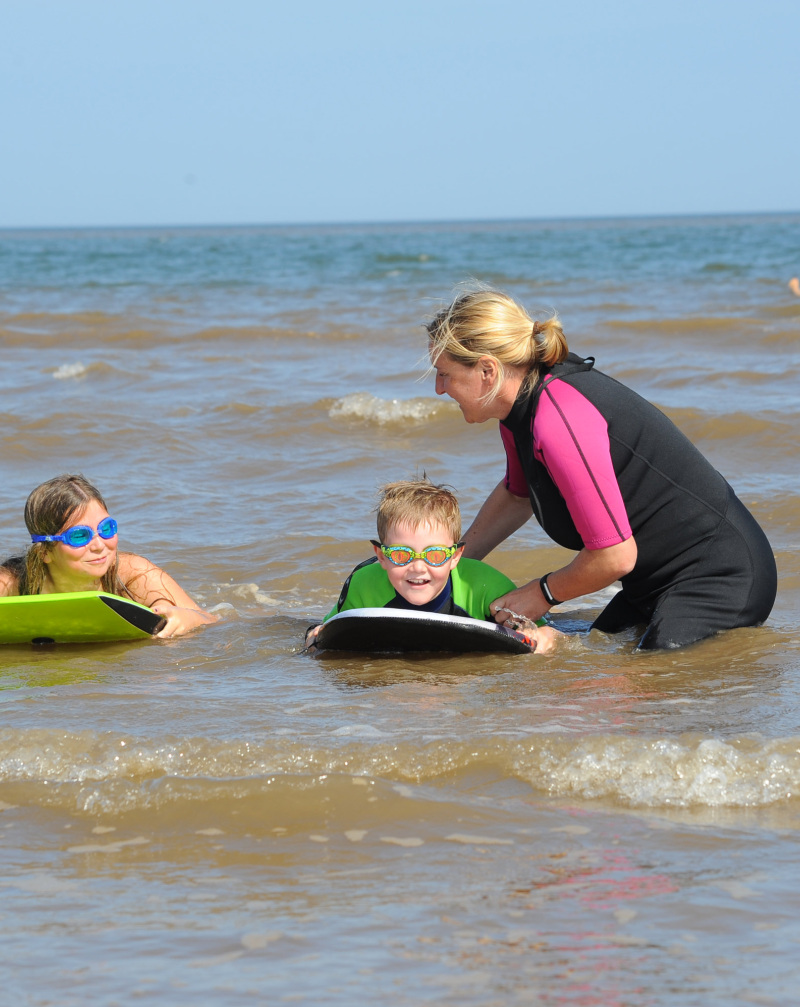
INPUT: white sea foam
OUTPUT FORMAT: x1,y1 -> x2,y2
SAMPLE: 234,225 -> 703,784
329,392 -> 443,424
226,582 -> 278,605
52,362 -> 87,379
66,836 -> 150,854
2,728 -> 798,811
527,735 -> 800,807
445,834 -> 514,845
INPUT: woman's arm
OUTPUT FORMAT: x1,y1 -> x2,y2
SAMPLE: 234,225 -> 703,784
118,553 -> 218,638
490,536 -> 638,625
489,379 -> 638,625
462,481 -> 533,560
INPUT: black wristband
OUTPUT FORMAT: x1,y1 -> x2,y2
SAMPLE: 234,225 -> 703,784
539,573 -> 562,606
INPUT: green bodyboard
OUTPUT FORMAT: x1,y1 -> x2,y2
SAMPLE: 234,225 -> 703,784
0,591 -> 164,645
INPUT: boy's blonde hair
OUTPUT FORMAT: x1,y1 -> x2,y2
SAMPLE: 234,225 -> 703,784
376,478 -> 461,543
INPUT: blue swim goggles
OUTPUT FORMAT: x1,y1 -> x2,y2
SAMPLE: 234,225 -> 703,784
31,516 -> 118,548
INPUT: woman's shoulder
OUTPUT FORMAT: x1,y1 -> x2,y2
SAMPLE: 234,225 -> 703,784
535,376 -> 609,441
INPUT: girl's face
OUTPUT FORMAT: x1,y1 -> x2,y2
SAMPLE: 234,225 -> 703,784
42,498 -> 118,593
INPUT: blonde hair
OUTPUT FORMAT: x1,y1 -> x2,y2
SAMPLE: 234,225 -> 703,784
376,478 -> 461,543
10,474 -> 125,596
426,287 -> 569,401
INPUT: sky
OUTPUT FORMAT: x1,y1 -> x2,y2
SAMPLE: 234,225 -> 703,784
2,0 -> 798,228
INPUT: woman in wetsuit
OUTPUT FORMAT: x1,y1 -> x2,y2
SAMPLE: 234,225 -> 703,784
427,288 -> 777,650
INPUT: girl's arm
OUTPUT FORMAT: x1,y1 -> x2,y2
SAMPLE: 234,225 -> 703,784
118,553 -> 218,638
0,567 -> 19,597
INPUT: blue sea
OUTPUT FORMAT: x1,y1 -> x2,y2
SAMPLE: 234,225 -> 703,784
1,214 -> 799,1005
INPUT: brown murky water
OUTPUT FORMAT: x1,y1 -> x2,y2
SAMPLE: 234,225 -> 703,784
1,217 -> 799,1005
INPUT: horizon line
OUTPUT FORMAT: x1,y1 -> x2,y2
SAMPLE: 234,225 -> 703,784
2,208 -> 799,234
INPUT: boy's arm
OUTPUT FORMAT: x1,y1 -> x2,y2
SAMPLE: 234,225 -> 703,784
452,559 -> 517,620
454,559 -> 552,635
323,557 -> 385,622
305,558 -> 390,652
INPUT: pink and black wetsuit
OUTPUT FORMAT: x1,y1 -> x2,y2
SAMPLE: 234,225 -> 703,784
500,354 -> 777,649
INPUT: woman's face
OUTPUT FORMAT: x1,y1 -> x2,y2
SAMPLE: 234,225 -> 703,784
42,498 -> 118,593
432,352 -> 503,424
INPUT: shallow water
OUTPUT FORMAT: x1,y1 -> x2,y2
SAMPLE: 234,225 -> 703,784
1,215 -> 799,1005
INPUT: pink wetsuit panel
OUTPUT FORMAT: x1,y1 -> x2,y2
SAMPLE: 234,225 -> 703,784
501,424 -> 528,497
502,378 -> 632,549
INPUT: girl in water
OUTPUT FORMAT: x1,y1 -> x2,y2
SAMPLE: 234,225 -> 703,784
0,474 -> 217,638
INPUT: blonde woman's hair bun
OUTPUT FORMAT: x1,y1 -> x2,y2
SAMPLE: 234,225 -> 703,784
426,286 -> 569,401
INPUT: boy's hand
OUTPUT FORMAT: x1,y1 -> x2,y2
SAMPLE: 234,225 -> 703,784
528,624 -> 560,654
304,624 -> 322,651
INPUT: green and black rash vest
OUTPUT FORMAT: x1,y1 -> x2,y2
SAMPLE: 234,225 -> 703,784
324,557 -> 517,623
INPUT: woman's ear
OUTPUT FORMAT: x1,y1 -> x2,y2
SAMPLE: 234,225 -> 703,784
477,356 -> 499,384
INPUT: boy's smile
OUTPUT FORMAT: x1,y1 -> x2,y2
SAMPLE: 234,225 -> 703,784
373,519 -> 463,608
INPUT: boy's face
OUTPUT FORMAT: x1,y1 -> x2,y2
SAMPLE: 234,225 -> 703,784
373,519 -> 463,607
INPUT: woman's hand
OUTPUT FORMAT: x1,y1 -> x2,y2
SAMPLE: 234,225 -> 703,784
527,624 -> 561,654
491,580 -> 553,625
151,603 -> 218,639
491,537 -> 638,625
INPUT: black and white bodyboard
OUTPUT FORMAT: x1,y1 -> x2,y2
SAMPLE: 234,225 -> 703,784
315,608 -> 534,654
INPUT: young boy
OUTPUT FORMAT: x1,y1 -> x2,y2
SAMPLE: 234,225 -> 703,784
306,478 -> 558,651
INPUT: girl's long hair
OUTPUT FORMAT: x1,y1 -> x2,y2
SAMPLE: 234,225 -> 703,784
4,474 -> 126,596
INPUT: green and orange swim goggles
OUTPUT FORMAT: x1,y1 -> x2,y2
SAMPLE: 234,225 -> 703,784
371,540 -> 463,567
